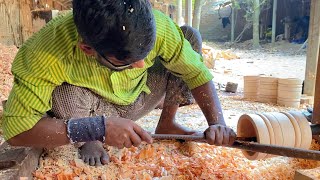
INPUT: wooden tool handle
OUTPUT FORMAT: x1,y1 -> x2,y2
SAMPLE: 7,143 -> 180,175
151,134 -> 320,161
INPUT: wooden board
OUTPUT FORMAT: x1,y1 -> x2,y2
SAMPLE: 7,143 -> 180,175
0,143 -> 43,179
0,0 -> 34,46
20,0 -> 33,43
0,0 -> 21,46
295,167 -> 320,180
304,0 -> 320,96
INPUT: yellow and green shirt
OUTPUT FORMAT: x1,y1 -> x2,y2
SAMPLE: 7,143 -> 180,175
3,10 -> 213,140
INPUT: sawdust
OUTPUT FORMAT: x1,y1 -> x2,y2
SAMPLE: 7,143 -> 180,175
33,90 -> 314,179
33,140 -> 320,180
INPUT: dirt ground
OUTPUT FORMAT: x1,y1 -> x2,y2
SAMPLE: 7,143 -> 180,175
136,40 -> 308,133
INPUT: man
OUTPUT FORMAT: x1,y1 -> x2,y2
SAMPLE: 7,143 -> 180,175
3,0 -> 236,166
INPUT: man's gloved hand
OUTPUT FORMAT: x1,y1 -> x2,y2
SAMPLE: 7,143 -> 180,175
204,124 -> 236,146
105,117 -> 153,149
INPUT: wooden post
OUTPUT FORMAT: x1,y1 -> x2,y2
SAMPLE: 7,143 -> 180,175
185,0 -> 192,26
271,0 -> 277,44
192,0 -> 205,30
252,0 -> 260,49
304,0 -> 320,96
312,44 -> 320,124
176,0 -> 182,25
231,7 -> 235,42
284,23 -> 290,40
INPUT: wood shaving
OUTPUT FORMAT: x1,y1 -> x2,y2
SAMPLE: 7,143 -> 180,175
33,91 -> 315,179
34,140 -> 320,179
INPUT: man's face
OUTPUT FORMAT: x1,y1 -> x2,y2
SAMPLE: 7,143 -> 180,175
95,51 -> 145,71
78,42 -> 145,71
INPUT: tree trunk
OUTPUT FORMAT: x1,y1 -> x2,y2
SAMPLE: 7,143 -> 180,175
253,0 -> 260,49
176,0 -> 183,25
192,0 -> 205,30
185,0 -> 193,26
271,0 -> 278,44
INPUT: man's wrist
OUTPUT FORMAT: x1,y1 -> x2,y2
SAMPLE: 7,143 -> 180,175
66,115 -> 106,143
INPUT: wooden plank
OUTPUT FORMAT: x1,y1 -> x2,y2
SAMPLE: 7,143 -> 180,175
0,0 -> 20,46
304,0 -> 320,96
295,167 -> 320,180
310,0 -> 320,124
0,143 -> 43,179
0,0 -> 35,46
313,44 -> 320,124
19,0 -> 33,44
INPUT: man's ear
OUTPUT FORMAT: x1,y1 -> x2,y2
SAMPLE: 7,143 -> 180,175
78,42 -> 95,56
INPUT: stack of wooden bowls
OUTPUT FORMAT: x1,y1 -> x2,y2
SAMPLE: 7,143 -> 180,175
277,78 -> 303,108
258,76 -> 278,104
237,111 -> 312,160
243,76 -> 259,99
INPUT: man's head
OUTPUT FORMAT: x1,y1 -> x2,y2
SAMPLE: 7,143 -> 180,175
73,0 -> 156,70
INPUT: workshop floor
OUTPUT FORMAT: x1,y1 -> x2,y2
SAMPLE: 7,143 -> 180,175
1,41 -> 318,179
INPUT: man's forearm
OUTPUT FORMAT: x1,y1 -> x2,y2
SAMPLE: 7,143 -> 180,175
191,81 -> 226,126
7,117 -> 70,148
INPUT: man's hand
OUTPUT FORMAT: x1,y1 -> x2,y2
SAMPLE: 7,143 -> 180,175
105,117 -> 153,149
204,124 -> 236,146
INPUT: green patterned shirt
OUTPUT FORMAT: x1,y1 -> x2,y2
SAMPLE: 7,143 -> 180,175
3,10 -> 213,140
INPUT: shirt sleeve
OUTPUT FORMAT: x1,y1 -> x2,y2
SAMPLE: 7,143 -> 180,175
154,11 -> 213,89
2,46 -> 61,140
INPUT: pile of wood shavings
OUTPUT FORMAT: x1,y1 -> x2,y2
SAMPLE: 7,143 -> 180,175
32,90 -> 317,180
0,43 -> 18,106
33,140 -> 320,180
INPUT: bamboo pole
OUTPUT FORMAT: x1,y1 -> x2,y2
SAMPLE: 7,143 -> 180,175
176,0 -> 182,25
185,0 -> 192,26
271,0 -> 277,44
231,7 -> 235,42
252,0 -> 260,49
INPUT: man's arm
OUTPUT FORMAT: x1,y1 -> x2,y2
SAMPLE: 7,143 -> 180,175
191,80 -> 236,146
7,116 -> 152,149
191,80 -> 225,126
7,117 -> 69,149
